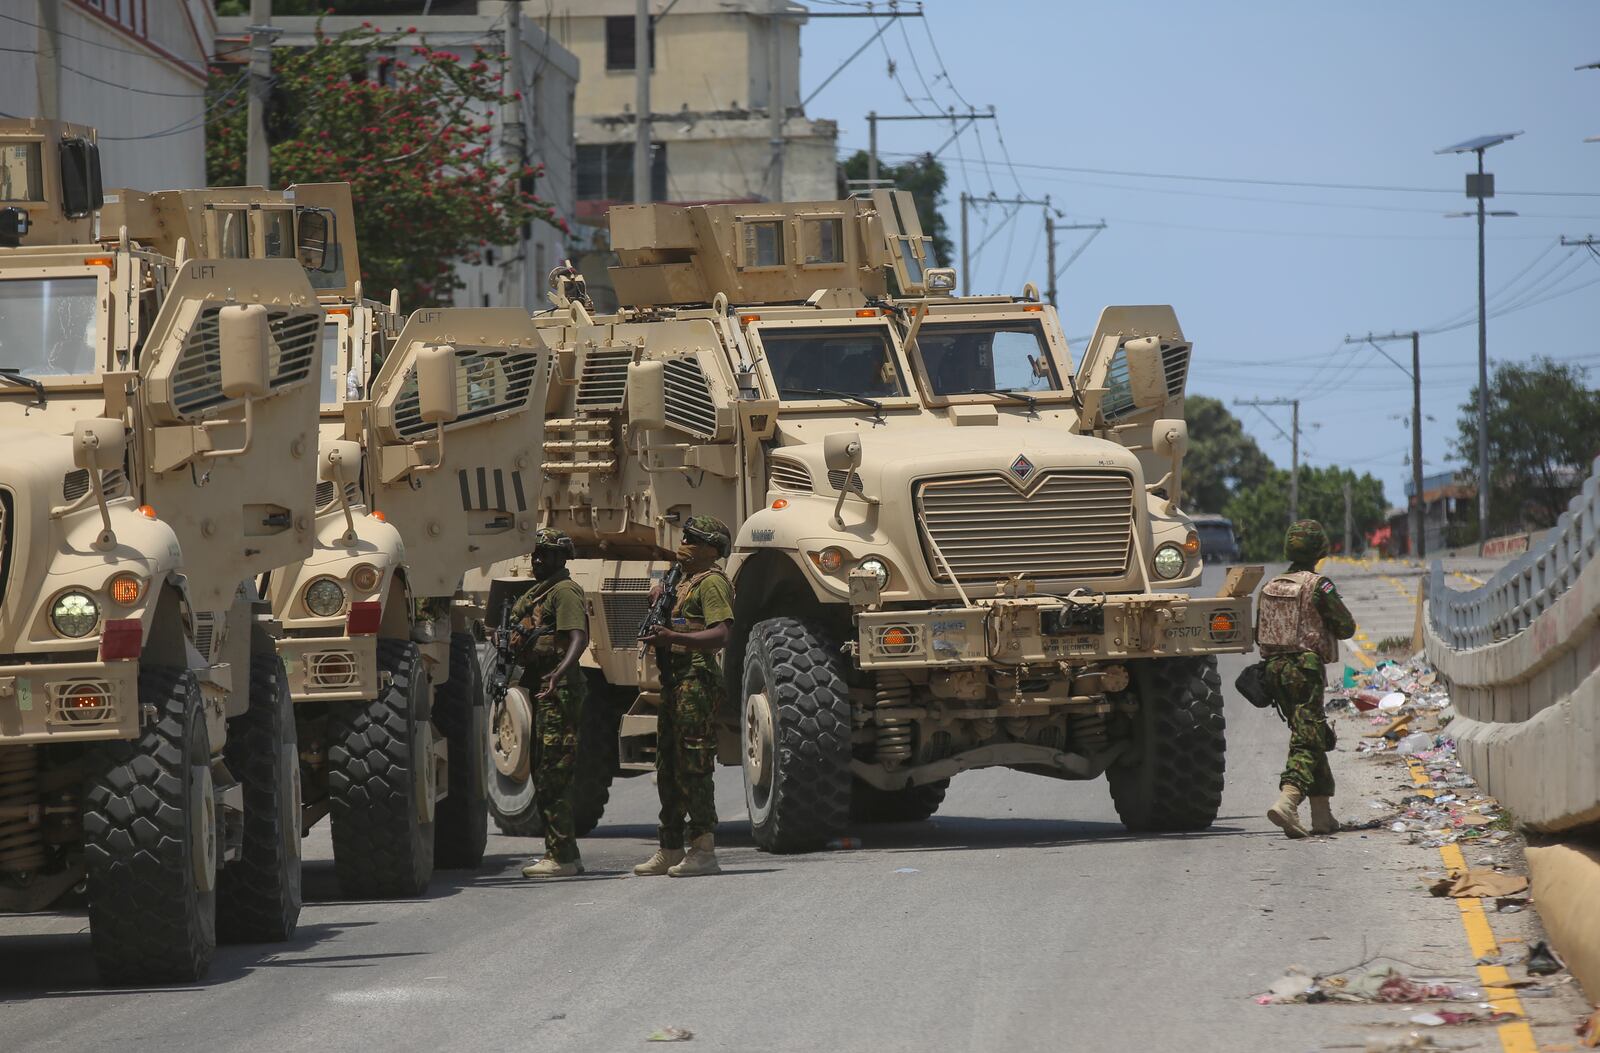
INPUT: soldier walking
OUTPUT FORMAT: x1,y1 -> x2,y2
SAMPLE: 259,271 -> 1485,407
1256,520 -> 1356,839
508,529 -> 590,877
635,516 -> 734,878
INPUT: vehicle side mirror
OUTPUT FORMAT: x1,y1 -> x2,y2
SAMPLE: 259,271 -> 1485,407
58,138 -> 104,218
1151,418 -> 1188,459
823,431 -> 863,472
73,417 -> 127,471
1123,336 -> 1168,406
219,304 -> 271,399
416,345 -> 460,424
296,208 -> 332,271
319,438 -> 363,485
627,360 -> 666,431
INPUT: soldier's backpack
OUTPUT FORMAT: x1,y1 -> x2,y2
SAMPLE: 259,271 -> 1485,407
1256,570 -> 1337,661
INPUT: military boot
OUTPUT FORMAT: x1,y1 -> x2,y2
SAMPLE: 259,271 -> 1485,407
1309,796 -> 1339,835
667,834 -> 721,877
632,847 -> 685,876
522,856 -> 583,878
1267,784 -> 1310,839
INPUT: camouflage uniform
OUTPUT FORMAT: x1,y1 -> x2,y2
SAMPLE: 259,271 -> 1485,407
506,530 -> 588,864
1265,521 -> 1356,797
656,517 -> 734,850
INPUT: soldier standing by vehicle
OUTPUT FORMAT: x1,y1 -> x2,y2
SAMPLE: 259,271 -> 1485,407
635,516 -> 735,878
508,529 -> 590,877
1257,520 -> 1356,839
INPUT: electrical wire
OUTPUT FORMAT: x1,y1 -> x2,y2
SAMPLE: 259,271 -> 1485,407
0,10 -> 207,67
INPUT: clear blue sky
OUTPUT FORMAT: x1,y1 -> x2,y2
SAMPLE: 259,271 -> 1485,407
800,1 -> 1600,509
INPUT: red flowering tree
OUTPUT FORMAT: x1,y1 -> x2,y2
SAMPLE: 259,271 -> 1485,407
207,22 -> 565,305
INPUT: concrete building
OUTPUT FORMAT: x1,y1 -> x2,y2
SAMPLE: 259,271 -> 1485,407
542,0 -> 839,223
0,0 -> 216,191
215,6 -> 579,310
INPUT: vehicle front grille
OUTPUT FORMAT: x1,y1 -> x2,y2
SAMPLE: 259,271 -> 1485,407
601,576 -> 653,650
915,469 -> 1134,585
767,459 -> 813,494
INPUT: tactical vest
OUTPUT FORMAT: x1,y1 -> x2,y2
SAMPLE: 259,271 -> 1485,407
669,569 -> 727,653
1256,570 -> 1337,662
518,576 -> 565,655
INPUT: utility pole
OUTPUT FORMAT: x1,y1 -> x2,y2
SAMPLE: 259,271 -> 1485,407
633,0 -> 651,204
1343,479 -> 1353,557
1045,211 -> 1055,306
1236,397 -> 1301,524
1344,330 -> 1424,557
868,110 -> 878,185
1044,211 -> 1107,307
502,3 -> 524,306
1439,132 -> 1520,551
246,0 -> 274,188
959,190 -> 1046,297
36,0 -> 60,121
766,2 -> 784,201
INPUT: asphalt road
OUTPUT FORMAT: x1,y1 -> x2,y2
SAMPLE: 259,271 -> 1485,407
1,562 -> 1579,1052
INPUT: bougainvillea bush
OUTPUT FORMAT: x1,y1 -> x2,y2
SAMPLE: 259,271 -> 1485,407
207,22 -> 565,305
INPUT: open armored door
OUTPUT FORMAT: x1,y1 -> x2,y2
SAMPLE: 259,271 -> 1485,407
368,308 -> 551,597
1073,305 -> 1192,487
138,259 -> 325,610
870,188 -> 936,294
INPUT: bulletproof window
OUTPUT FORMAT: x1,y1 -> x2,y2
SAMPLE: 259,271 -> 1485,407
742,220 -> 785,268
604,15 -> 654,71
214,207 -> 249,259
798,217 -> 844,265
576,142 -> 666,202
0,143 -> 43,202
261,208 -> 294,259
917,321 -> 1059,396
761,326 -> 906,401
1101,347 -> 1135,420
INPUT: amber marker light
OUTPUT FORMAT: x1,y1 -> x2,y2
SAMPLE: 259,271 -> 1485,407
1210,612 -> 1237,635
369,509 -> 387,522
83,255 -> 115,273
881,627 -> 910,649
739,314 -> 761,326
1022,304 -> 1044,313
108,575 -> 143,605
812,547 -> 847,573
854,309 -> 878,318
1183,531 -> 1201,556
137,504 -> 157,520
770,498 -> 789,510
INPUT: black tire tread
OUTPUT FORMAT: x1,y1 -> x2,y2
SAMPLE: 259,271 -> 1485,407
1107,656 -> 1226,832
433,631 -> 489,869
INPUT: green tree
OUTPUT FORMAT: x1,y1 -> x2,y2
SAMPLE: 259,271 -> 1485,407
1182,395 -> 1274,513
841,150 -> 952,266
206,22 -> 562,305
1225,465 -> 1387,562
1453,357 -> 1600,531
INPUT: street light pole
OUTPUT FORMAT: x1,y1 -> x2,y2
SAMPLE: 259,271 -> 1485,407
1236,397 -> 1302,524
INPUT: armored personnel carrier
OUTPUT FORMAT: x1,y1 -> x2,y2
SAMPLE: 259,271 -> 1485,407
103,183 -> 553,896
0,119 -> 324,980
484,191 -> 1259,852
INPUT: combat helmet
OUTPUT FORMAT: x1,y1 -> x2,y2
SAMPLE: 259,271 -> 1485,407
1284,519 -> 1330,566
683,514 -> 731,556
534,527 -> 576,558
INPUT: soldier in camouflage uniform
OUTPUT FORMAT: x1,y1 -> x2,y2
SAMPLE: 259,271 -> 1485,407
1256,520 -> 1357,839
634,515 -> 734,878
507,529 -> 590,877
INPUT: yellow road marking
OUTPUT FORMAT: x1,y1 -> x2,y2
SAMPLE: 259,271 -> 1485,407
1404,759 -> 1540,1052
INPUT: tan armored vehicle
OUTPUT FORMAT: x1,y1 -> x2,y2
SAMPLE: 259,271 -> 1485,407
483,191 -> 1259,852
104,184 -> 552,895
0,120 -> 325,980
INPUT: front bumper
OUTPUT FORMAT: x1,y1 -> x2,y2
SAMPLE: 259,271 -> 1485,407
279,634 -> 378,702
855,592 -> 1252,670
0,659 -> 142,744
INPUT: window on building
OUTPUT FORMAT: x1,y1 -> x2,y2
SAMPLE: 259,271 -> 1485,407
576,143 -> 667,202
605,15 -> 655,71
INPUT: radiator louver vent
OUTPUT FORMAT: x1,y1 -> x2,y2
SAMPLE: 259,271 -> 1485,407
171,307 -> 319,416
315,480 -> 362,510
62,470 -> 90,502
576,349 -> 633,412
827,469 -> 864,494
393,347 -> 542,440
600,576 -> 653,650
102,469 -> 129,499
767,459 -> 813,493
662,357 -> 718,439
1162,343 -> 1190,398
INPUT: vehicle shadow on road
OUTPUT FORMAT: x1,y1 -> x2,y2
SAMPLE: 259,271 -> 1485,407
843,815 -> 1251,855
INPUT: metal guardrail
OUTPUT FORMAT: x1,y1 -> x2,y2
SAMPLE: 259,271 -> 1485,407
1429,454 -> 1600,650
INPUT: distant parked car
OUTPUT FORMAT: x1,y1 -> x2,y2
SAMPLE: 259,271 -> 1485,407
1192,514 -> 1241,564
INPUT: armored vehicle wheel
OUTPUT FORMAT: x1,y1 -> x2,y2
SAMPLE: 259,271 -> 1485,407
432,632 -> 489,869
328,639 -> 436,898
850,779 -> 948,823
487,670 -> 618,839
83,665 -> 217,984
741,617 -> 852,853
218,652 -> 302,943
1106,656 -> 1226,832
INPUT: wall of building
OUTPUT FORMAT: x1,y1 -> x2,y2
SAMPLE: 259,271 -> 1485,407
0,0 -> 213,192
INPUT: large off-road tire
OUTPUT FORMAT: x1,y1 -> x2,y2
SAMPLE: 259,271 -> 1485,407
741,617 -> 852,853
488,670 -> 618,839
1106,656 -> 1226,832
217,652 -> 302,943
83,665 -> 217,984
328,639 -> 435,898
432,631 -> 488,869
850,779 -> 948,823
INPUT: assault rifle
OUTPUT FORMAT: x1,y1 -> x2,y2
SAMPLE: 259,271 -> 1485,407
638,562 -> 685,696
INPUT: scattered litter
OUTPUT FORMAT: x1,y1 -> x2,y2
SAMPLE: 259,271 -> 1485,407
893,867 -> 919,875
1410,1009 -> 1521,1027
647,1027 -> 694,1042
1396,732 -> 1435,755
1363,1031 -> 1450,1051
826,837 -> 863,850
1527,940 -> 1564,976
1379,692 -> 1408,712
1427,869 -> 1529,899
1260,965 -> 1487,1006
1257,967 -> 1316,1004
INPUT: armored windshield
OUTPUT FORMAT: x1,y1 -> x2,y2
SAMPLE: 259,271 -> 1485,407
319,319 -> 342,405
916,319 -> 1061,396
0,276 -> 99,375
760,325 -> 907,402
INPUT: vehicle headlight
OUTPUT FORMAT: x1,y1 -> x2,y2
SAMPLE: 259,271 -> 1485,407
51,591 -> 101,638
1152,543 -> 1186,580
303,577 -> 347,617
350,563 -> 381,593
856,557 -> 890,589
